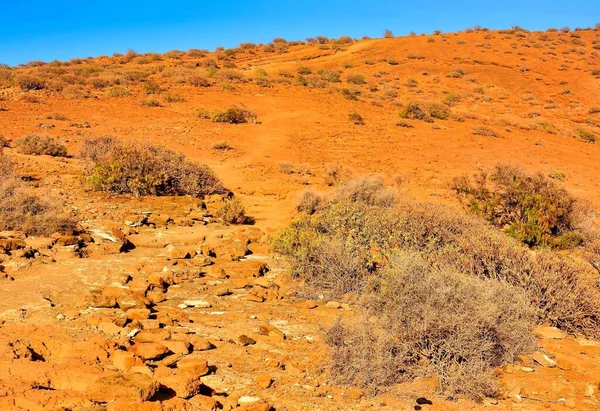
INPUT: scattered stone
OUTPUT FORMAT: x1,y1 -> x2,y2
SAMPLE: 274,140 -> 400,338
531,352 -> 557,368
564,398 -> 576,408
205,266 -> 227,279
508,387 -> 522,403
238,396 -> 262,404
158,373 -> 203,399
126,309 -> 151,321
255,374 -> 273,389
584,384 -> 595,397
189,336 -> 214,351
112,350 -> 138,371
130,342 -> 170,360
213,286 -> 232,296
162,340 -> 191,355
85,374 -> 159,403
238,335 -> 256,346
347,388 -> 364,400
305,300 -> 318,309
183,300 -> 212,308
246,294 -> 265,303
176,356 -> 210,376
520,366 -> 535,372
533,326 -> 566,340
325,301 -> 342,309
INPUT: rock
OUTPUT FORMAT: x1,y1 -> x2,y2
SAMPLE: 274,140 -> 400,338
520,366 -> 535,372
238,396 -> 262,405
189,336 -> 215,351
116,292 -> 149,310
176,356 -> 210,376
531,352 -> 557,368
253,278 -> 273,288
130,342 -> 170,360
255,374 -> 273,389
347,388 -> 364,400
532,326 -> 566,340
205,266 -> 227,279
85,374 -> 159,403
167,245 -> 197,259
508,387 -> 522,403
98,321 -> 123,335
305,300 -> 318,309
129,365 -> 153,377
135,329 -> 171,343
162,340 -> 191,355
139,319 -> 161,330
258,325 -> 285,340
238,335 -> 256,346
325,301 -> 342,309
126,309 -> 151,321
584,384 -> 595,397
146,290 -> 167,304
564,398 -> 576,408
112,350 -> 139,371
158,373 -> 203,399
213,286 -> 231,296
246,294 -> 265,303
183,300 -> 212,308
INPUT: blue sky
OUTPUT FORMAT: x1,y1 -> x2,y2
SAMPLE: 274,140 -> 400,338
1,0 -> 599,66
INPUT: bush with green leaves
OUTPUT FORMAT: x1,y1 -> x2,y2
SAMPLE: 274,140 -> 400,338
452,165 -> 582,248
399,102 -> 433,123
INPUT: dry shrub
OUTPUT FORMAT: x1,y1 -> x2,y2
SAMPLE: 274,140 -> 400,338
296,190 -> 324,215
87,140 -> 227,198
0,150 -> 76,235
399,102 -> 433,123
333,176 -> 396,207
0,134 -> 10,148
216,198 -> 246,224
212,107 -> 257,124
15,134 -> 67,157
327,253 -> 536,400
79,135 -> 117,162
16,75 -> 46,91
274,181 -> 600,337
472,125 -> 502,138
452,165 -> 582,247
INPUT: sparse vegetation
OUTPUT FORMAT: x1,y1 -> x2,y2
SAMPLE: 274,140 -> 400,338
87,140 -> 227,197
399,102 -> 433,123
577,129 -> 597,143
348,112 -> 365,125
216,198 -> 246,224
472,126 -> 502,138
0,150 -> 77,235
452,165 -> 584,247
15,134 -> 67,157
212,107 -> 257,124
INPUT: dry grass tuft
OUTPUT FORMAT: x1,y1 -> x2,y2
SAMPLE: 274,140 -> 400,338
15,134 -> 67,157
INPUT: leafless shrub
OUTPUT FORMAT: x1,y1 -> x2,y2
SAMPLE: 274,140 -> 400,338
296,190 -> 324,215
327,253 -> 537,400
15,134 -> 67,157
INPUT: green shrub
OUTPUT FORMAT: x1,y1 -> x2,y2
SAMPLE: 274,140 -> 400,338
15,134 -> 67,157
87,141 -> 227,198
216,198 -> 246,224
212,107 -> 257,124
399,102 -> 433,123
452,164 -> 582,247
327,253 -> 536,400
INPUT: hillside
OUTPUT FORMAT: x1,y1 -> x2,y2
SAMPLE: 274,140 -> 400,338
1,27 -> 600,410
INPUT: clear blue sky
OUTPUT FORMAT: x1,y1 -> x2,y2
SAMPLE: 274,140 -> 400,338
1,0 -> 599,66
